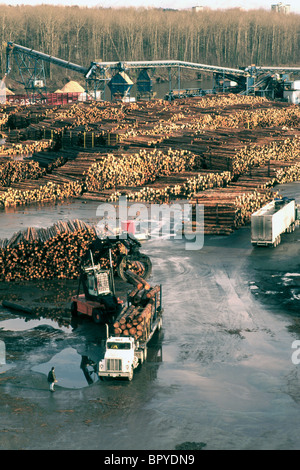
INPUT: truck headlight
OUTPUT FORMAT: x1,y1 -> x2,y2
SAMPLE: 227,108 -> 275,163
99,361 -> 104,370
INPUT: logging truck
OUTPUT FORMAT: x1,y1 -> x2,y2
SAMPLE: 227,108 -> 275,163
98,286 -> 163,381
251,198 -> 300,247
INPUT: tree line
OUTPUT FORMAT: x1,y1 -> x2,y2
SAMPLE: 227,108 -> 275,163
1,5 -> 299,88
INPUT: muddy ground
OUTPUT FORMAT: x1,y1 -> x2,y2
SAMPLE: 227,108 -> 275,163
0,182 -> 300,451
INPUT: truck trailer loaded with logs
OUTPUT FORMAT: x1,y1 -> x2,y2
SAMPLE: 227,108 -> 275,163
98,284 -> 163,381
251,198 -> 300,247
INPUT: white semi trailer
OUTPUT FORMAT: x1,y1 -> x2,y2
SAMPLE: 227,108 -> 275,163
251,198 -> 299,247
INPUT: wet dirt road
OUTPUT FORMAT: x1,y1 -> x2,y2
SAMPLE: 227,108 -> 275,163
0,183 -> 300,450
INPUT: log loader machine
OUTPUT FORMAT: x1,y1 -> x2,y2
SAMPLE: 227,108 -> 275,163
71,248 -> 122,324
71,233 -> 152,323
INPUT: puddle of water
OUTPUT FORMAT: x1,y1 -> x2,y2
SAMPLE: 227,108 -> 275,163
0,317 -> 71,334
32,347 -> 99,389
0,364 -> 14,373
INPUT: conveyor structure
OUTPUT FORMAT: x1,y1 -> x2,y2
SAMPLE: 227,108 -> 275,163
4,41 -> 300,100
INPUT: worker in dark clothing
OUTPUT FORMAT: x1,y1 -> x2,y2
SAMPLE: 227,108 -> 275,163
47,366 -> 57,392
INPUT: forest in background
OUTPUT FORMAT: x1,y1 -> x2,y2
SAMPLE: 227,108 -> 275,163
0,5 -> 299,90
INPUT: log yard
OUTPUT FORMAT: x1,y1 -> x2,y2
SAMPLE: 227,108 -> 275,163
1,84 -> 300,451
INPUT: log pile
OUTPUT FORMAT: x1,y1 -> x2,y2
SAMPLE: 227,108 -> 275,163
113,276 -> 161,341
110,170 -> 232,203
0,180 -> 82,208
0,139 -> 54,156
1,95 -> 300,236
0,220 -> 97,281
232,136 -> 300,175
0,160 -> 46,186
84,148 -> 202,191
0,219 -> 151,282
189,186 -> 276,235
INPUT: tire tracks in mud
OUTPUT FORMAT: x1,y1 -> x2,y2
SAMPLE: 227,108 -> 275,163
144,239 -> 279,367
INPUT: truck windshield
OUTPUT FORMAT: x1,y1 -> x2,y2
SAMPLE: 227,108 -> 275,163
107,342 -> 131,350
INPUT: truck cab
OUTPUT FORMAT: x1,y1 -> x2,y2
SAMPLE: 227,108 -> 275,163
98,336 -> 139,381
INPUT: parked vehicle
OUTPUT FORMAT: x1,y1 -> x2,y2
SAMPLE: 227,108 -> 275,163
98,286 -> 163,381
251,198 -> 299,247
71,249 -> 122,324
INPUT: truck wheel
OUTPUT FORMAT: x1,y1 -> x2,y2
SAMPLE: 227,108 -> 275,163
92,309 -> 103,324
100,294 -> 118,315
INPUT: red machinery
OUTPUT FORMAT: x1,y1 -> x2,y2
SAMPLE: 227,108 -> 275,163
71,249 -> 122,324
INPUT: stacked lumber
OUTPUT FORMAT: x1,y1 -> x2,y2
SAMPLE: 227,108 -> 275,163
0,111 -> 10,129
275,162 -> 300,184
0,96 -> 300,235
0,219 -> 152,281
232,136 -> 300,175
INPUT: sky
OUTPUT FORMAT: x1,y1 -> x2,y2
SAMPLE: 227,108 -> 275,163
1,0 -> 300,14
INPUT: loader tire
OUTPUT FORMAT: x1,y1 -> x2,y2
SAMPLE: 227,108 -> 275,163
92,309 -> 104,324
71,301 -> 77,317
101,294 -> 118,313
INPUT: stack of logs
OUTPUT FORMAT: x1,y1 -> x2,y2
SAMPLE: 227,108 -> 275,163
0,219 -> 98,281
111,170 -> 231,203
0,180 -> 83,208
1,96 -> 300,236
0,160 -> 46,186
0,139 -> 54,156
0,219 -> 147,282
189,186 -> 276,235
84,148 -> 202,191
113,270 -> 160,341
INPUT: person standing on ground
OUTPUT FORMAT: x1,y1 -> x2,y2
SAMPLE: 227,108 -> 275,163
48,366 -> 57,392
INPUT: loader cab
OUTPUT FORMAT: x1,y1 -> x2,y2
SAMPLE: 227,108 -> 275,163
86,266 -> 111,298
